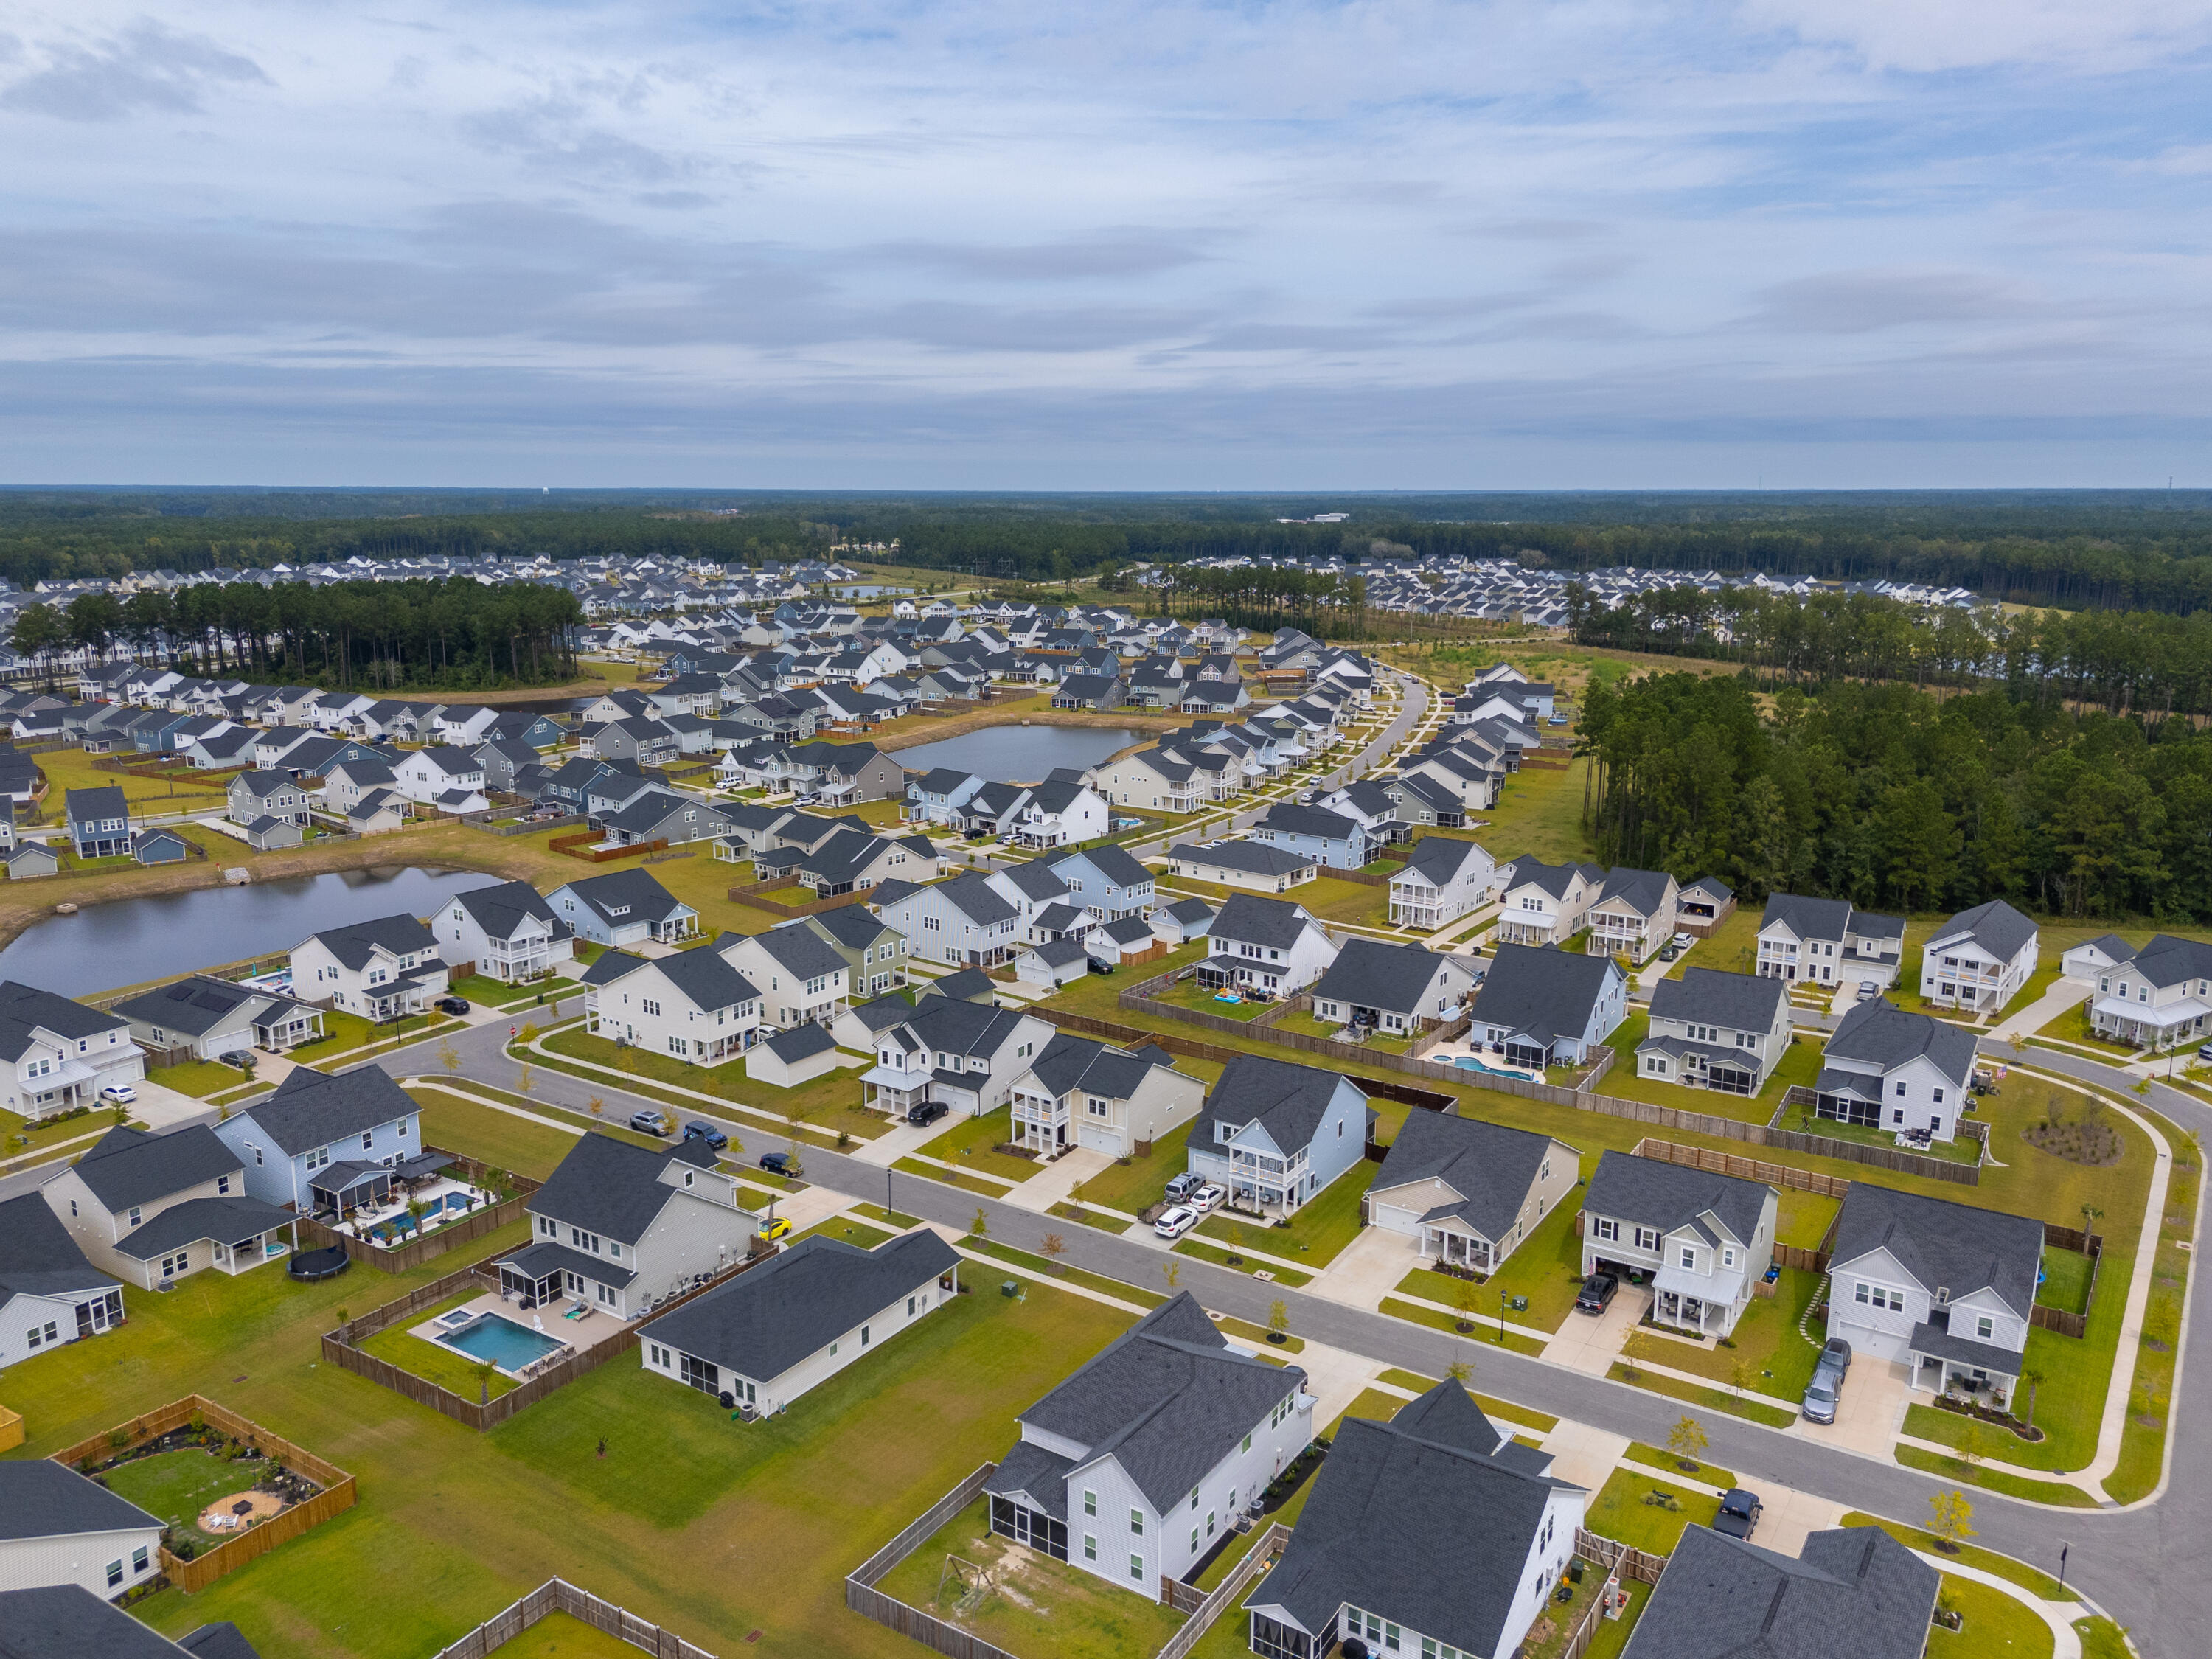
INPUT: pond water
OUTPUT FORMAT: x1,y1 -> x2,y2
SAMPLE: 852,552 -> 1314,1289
0,865 -> 507,998
891,726 -> 1148,783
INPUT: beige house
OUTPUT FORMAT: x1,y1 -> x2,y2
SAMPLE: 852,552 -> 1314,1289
1366,1111 -> 1579,1273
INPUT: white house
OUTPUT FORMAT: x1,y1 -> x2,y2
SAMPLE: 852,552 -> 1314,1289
1385,835 -> 1495,931
0,981 -> 146,1120
1004,779 -> 1110,850
1008,1032 -> 1203,1157
1635,968 -> 1792,1096
1491,858 -> 1603,947
438,880 -> 575,984
0,1462 -> 165,1602
1165,839 -> 1317,894
1196,893 -> 1339,998
113,975 -> 324,1062
1584,867 -> 1680,965
872,872 -> 1026,969
0,1193 -> 125,1374
41,1125 -> 295,1291
1814,998 -> 1978,1144
1580,1150 -> 1778,1339
290,912 -> 451,1020
858,995 -> 1054,1119
580,946 -> 764,1065
2072,933 -> 2212,1050
1756,894 -> 1907,990
1919,901 -> 2039,1013
717,924 -> 852,1029
391,745 -> 490,813
1183,1054 -> 1373,1217
1307,938 -> 1476,1040
1366,1112 -> 1579,1275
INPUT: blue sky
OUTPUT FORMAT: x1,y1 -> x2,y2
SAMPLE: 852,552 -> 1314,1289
2,1 -> 2208,487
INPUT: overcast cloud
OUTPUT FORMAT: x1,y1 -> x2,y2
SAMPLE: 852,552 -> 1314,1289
1,1 -> 2208,486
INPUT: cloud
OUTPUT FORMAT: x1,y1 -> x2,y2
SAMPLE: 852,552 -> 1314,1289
1745,269 -> 2039,334
0,18 -> 267,122
870,234 -> 1208,282
1739,0 -> 2212,73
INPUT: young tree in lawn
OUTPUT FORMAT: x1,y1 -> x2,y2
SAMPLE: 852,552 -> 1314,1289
514,1063 -> 534,1095
1666,1414 -> 1708,1472
1446,1354 -> 1475,1387
970,1207 -> 990,1240
1927,1489 -> 1976,1552
588,1096 -> 605,1119
1266,1299 -> 1290,1343
1451,1273 -> 1482,1334
1040,1233 -> 1068,1275
472,1359 -> 497,1406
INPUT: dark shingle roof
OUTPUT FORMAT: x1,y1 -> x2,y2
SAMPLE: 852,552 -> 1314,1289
1648,967 -> 1787,1034
66,1124 -> 240,1211
1170,840 -> 1314,879
0,1192 -> 114,1302
1832,1184 -> 2042,1318
1191,1053 -> 1363,1160
995,860 -> 1072,902
1046,841 -> 1150,890
763,1022 -> 837,1062
648,1231 -> 959,1383
558,867 -> 692,926
1583,1150 -> 1771,1250
1309,938 -> 1455,1018
1467,943 -> 1620,1047
1594,866 -> 1674,917
1210,891 -> 1325,950
0,1461 -> 160,1543
115,1196 -> 297,1260
1373,1111 -> 1570,1242
529,1131 -> 714,1245
1396,835 -> 1486,886
925,870 -> 1019,927
1618,1526 -> 1939,1659
650,946 -> 760,1012
230,1065 -> 416,1156
302,911 -> 438,969
0,1585 -> 218,1659
1926,899 -> 2037,963
743,924 -> 850,981
451,879 -> 570,945
0,981 -> 128,1062
1760,892 -> 1855,942
1824,999 -> 1977,1089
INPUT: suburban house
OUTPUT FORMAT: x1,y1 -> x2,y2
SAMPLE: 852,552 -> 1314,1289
1008,1032 -> 1201,1157
859,995 -> 1054,1119
212,1065 -> 423,1216
1385,835 -> 1495,930
597,790 -> 742,849
2071,932 -> 2212,1050
1756,894 -> 1907,990
0,1192 -> 125,1373
1675,874 -> 1737,937
391,746 -> 490,813
41,1125 -> 295,1290
1814,998 -> 1977,1143
1579,1150 -> 1778,1338
0,1582 -> 268,1656
801,905 -> 911,999
548,868 -> 700,948
291,912 -> 452,1019
0,1461 -> 165,1603
0,981 -> 146,1119
902,767 -> 987,826
981,1293 -> 1314,1603
498,1131 -> 753,1317
63,785 -> 131,860
1919,900 -> 2039,1012
1248,803 -> 1372,872
643,1231 -> 961,1413
1090,746 -> 1204,813
717,924 -> 852,1029
1826,1183 -> 2042,1409
1307,938 -> 1477,1041
437,880 -> 574,983
1241,1380 -> 1585,1659
128,826 -> 189,866
872,871 -> 1025,969
113,975 -> 324,1062
1366,1111 -> 1580,1275
1183,1054 -> 1374,1217
226,770 -> 310,828
1621,1526 -> 1939,1659
1005,779 -> 1110,849
1198,893 -> 1340,998
1635,968 -> 1793,1096
1040,844 -> 1156,921
1584,867 -> 1680,964
1491,858 -> 1603,947
1165,839 -> 1317,894
580,945 -> 764,1065
1465,943 -> 1628,1069
322,757 -> 400,815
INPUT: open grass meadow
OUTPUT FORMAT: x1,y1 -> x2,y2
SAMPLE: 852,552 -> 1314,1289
0,1214 -> 1137,1659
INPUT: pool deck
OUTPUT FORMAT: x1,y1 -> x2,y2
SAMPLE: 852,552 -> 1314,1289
1422,1037 -> 1538,1082
409,1291 -> 629,1375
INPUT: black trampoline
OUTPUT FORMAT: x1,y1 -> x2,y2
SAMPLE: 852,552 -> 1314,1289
288,1245 -> 352,1282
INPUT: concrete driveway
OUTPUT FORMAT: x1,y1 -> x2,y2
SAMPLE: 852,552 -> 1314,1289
1543,1284 -> 1647,1377
1800,1357 -> 1913,1457
1307,1225 -> 1420,1310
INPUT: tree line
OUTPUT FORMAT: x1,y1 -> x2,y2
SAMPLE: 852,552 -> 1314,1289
8,577 -> 585,691
1576,671 -> 2212,921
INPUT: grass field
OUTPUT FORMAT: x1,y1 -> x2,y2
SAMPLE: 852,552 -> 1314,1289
1600,1013 -> 1823,1124
1585,1468 -> 1719,1555
1624,1267 -> 1826,1405
1480,754 -> 1597,866
1070,1119 -> 1199,1215
481,1612 -> 642,1658
1607,1360 -> 1797,1428
1394,1194 -> 1587,1333
101,1446 -> 297,1554
1928,1575 -> 2056,1659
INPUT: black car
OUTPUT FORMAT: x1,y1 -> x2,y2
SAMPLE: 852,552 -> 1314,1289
1573,1272 -> 1618,1315
907,1100 -> 950,1127
436,996 -> 471,1016
682,1120 -> 728,1151
1712,1488 -> 1763,1540
1086,959 -> 1115,975
759,1151 -> 793,1175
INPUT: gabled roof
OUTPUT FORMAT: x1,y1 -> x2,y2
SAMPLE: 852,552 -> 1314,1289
1194,1053 -> 1364,1157
451,879 -> 570,945
1583,1150 -> 1770,1249
0,980 -> 128,1062
762,1021 -> 837,1063
1648,967 -> 1787,1034
920,966 -> 996,1003
0,1585 -> 254,1659
1824,998 -> 1977,1088
229,1065 -> 416,1155
805,904 -> 897,948
1310,936 -> 1458,1017
527,1130 -> 715,1245
740,922 -> 853,981
1169,840 -> 1314,879
1467,942 -> 1621,1047
63,784 -> 128,823
1043,841 -> 1151,890
1012,1293 -> 1304,1512
2111,932 -> 2212,988
913,871 -> 1018,928
1618,1525 -> 1939,1659
1924,898 -> 2037,962
1209,891 -> 1326,950
1254,802 -> 1360,843
1394,835 -> 1486,886
1593,866 -> 1675,917
1759,892 -> 1855,942
300,911 -> 438,968
994,859 -> 1072,903
62,1124 -> 240,1211
0,1460 -> 160,1543
1831,1183 -> 2042,1317
1499,856 -> 1601,900
556,867 -> 692,925
0,1191 -> 115,1302
1373,1110 -> 1568,1242
115,1196 -> 298,1261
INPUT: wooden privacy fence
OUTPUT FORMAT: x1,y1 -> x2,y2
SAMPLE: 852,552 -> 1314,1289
846,1463 -> 1024,1659
1576,1529 -> 1668,1585
728,874 -> 866,917
289,1147 -> 540,1275
549,832 -> 669,863
1156,1523 -> 1293,1659
431,1578 -> 717,1659
54,1395 -> 356,1594
1631,1138 -> 1851,1197
2029,1224 -> 2104,1339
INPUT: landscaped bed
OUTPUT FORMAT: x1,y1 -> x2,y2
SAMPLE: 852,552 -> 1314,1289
96,1441 -> 325,1557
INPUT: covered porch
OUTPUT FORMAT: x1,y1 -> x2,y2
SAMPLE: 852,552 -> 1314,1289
309,1161 -> 394,1222
1910,1319 -> 2020,1411
251,1002 -> 326,1051
361,966 -> 447,1020
497,1239 -> 641,1318
2087,994 -> 2204,1051
1418,1211 -> 1496,1273
1009,1087 -> 1070,1153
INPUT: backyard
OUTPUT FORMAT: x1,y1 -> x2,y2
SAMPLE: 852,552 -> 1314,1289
355,1290 -> 524,1402
1599,1013 -> 1824,1125
100,1444 -> 311,1556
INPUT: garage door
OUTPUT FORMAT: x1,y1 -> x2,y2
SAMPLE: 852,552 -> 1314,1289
1371,1203 -> 1422,1237
1078,1124 -> 1121,1155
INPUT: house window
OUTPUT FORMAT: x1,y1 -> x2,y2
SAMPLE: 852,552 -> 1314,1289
1083,1534 -> 1096,1561
1130,1508 -> 1144,1535
128,1206 -> 142,1228
1976,1315 -> 1995,1340
1593,1218 -> 1618,1242
107,1559 -> 125,1589
133,1547 -> 150,1574
217,1175 -> 230,1194
1679,1246 -> 1697,1270
1633,1226 -> 1658,1251
1854,1281 -> 1906,1312
1084,1489 -> 1096,1516
1722,1248 -> 1737,1269
1129,1554 -> 1144,1582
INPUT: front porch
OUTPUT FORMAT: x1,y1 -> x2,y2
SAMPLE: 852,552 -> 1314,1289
1419,1220 -> 1496,1272
2087,995 -> 2204,1051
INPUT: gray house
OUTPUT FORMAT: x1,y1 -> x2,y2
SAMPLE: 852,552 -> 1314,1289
1465,942 -> 1627,1069
1183,1054 -> 1374,1217
1815,998 -> 1978,1144
1307,938 -> 1477,1041
1620,1526 -> 1938,1659
547,868 -> 700,948
1579,1150 -> 1778,1338
226,770 -> 308,827
1366,1110 -> 1580,1274
1635,967 -> 1792,1096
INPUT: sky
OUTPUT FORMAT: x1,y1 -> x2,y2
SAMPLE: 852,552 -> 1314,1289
3,1 -> 2210,488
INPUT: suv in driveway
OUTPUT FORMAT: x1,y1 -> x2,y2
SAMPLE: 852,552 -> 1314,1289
906,1100 -> 949,1127
1712,1488 -> 1763,1540
1573,1272 -> 1618,1315
1801,1337 -> 1852,1425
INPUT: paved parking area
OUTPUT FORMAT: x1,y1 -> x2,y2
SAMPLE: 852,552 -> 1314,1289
1307,1225 -> 1420,1310
1543,1284 -> 1646,1376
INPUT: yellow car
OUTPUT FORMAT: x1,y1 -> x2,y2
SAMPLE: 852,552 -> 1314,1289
758,1216 -> 793,1242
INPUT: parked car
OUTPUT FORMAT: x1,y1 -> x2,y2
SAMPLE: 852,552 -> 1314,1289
1164,1172 -> 1202,1203
682,1120 -> 728,1151
99,1082 -> 137,1105
1086,959 -> 1116,975
1670,932 -> 1692,951
757,1214 -> 793,1242
906,1099 -> 950,1127
1802,1338 -> 1852,1425
1153,1204 -> 1199,1239
1856,981 -> 1882,1001
1573,1272 -> 1618,1315
1712,1489 -> 1763,1540
758,1150 -> 794,1175
1190,1182 -> 1227,1212
436,996 -> 471,1016
630,1109 -> 671,1135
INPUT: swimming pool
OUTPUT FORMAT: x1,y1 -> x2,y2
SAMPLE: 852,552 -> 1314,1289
437,1312 -> 566,1373
1453,1055 -> 1537,1082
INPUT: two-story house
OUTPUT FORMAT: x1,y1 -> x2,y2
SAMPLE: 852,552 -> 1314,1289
1008,1032 -> 1203,1158
984,858 -> 1077,943
321,757 -> 400,815
391,746 -> 490,813
1366,1111 -> 1580,1275
903,766 -> 987,826
41,1124 -> 295,1290
981,1293 -> 1315,1603
1466,943 -> 1627,1069
0,1464 -> 167,1604
581,944 -> 764,1064
858,995 -> 1054,1119
1166,839 -> 1318,895
1307,938 -> 1477,1041
498,1131 -> 754,1317
438,880 -> 574,984
1089,746 -> 1203,813
1385,835 -> 1495,930
1580,1150 -> 1778,1338
63,785 -> 131,860
1039,844 -> 1155,921
546,867 -> 700,948
1006,779 -> 1110,850
1183,1054 -> 1374,1217
1635,968 -> 1792,1096
291,911 -> 452,1019
226,770 -> 310,829
2074,933 -> 2212,1050
801,906 -> 911,999
212,1065 -> 423,1216
1491,858 -> 1603,947
1585,867 -> 1680,964
0,981 -> 145,1120
1814,998 -> 1977,1144
1247,803 -> 1370,872
1756,894 -> 1906,990
1241,1380 -> 1585,1659
871,871 -> 1026,969
643,1230 -> 961,1414
0,1192 -> 125,1373
719,924 -> 852,1029
112,975 -> 323,1063
1197,893 -> 1339,998
1919,900 -> 2039,1013
1826,1183 -> 2042,1411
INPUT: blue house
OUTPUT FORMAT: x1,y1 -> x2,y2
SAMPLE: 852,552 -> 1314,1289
129,827 -> 189,865
1248,802 -> 1371,871
904,766 -> 987,827
64,785 -> 131,859
1038,843 -> 1155,920
1183,1054 -> 1374,1217
212,1065 -> 422,1217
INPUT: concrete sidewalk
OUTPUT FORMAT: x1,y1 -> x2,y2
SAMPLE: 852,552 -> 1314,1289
1003,1147 -> 1113,1214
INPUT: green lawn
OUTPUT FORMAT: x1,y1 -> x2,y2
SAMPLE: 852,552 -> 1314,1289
1928,1575 -> 2056,1659
1481,754 -> 1598,867
101,1446 -> 293,1554
447,973 -> 578,1010
1891,1445 -> 2098,1506
1071,1119 -> 1199,1214
480,1611 -> 641,1658
1661,906 -> 1762,981
1154,980 -> 1270,1020
2035,1247 -> 2094,1313
911,1105 -> 1049,1184
1585,1468 -> 1719,1556
1600,1013 -> 1823,1124
2032,1005 -> 2139,1057
1606,1362 -> 1796,1428
408,1087 -> 588,1180
1175,1234 -> 1314,1287
1374,1369 -> 1559,1433
156,1058 -> 262,1099
876,1495 -> 1189,1659
1042,941 -> 1206,1021
789,1217 -> 895,1251
1624,1441 -> 1737,1489
1193,1161 -> 1380,1267
1381,1297 -> 1548,1355
355,1291 -> 522,1402
1622,1268 -> 1826,1405
1407,1192 -> 1592,1333
0,1103 -> 131,1158
1775,1186 -> 1842,1250
1839,1512 -> 2073,1602
2108,1104 -> 2197,1503
963,1238 -> 1168,1309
